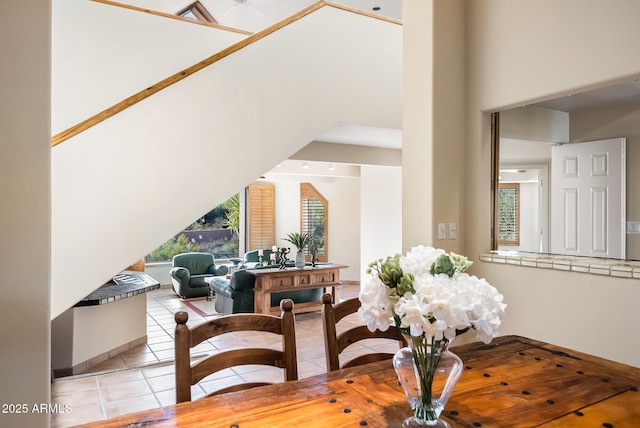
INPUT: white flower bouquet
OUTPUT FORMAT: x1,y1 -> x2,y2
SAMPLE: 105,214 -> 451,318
360,245 -> 506,425
359,245 -> 506,343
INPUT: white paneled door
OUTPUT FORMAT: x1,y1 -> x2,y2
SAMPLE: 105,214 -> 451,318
551,138 -> 626,259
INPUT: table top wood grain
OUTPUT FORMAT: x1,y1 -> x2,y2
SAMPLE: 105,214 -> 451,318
77,335 -> 640,427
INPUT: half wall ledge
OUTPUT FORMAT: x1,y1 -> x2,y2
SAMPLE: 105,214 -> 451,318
74,272 -> 160,306
480,251 -> 640,279
52,273 -> 160,378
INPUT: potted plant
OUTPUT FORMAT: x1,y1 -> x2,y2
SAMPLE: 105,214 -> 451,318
284,232 -> 313,268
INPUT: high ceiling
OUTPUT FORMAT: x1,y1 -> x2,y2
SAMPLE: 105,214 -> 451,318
206,0 -> 404,150
131,2 -> 640,150
208,0 -> 402,31
125,0 -> 403,149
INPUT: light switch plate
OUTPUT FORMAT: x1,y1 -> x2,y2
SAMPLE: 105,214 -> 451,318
448,223 -> 457,239
437,223 -> 446,240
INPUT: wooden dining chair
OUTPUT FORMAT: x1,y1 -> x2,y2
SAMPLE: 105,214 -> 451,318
174,299 -> 298,402
321,293 -> 406,372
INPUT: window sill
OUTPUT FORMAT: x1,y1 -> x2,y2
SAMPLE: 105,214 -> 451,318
480,251 -> 640,279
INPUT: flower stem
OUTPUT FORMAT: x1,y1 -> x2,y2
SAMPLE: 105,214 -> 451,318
409,335 -> 443,422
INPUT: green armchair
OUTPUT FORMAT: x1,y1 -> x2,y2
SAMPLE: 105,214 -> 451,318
170,252 -> 228,299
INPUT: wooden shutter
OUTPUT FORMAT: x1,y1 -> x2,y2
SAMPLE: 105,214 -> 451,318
498,183 -> 520,246
300,183 -> 328,262
247,183 -> 275,251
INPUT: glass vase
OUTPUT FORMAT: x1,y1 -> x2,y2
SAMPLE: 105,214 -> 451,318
295,251 -> 305,268
393,334 -> 463,427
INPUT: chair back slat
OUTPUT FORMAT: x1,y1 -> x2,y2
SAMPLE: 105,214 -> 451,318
321,293 -> 405,372
336,325 -> 404,353
175,299 -> 297,402
189,313 -> 283,347
191,348 -> 285,384
332,297 -> 362,323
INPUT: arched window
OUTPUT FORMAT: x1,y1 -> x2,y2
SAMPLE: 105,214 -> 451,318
300,183 -> 328,262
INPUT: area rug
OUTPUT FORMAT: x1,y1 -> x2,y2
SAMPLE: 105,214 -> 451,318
182,297 -> 220,318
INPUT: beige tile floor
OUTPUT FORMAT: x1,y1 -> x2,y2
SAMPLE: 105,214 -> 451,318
50,284 -> 401,427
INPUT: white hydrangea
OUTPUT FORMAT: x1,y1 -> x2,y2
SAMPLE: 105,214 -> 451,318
359,246 -> 507,344
358,275 -> 395,332
399,245 -> 445,277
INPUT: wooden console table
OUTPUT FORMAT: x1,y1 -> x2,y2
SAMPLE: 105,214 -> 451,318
247,263 -> 347,314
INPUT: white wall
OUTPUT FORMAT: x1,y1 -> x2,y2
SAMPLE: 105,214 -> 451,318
403,0 -> 466,252
402,0 -> 434,248
270,176 -> 362,281
0,1 -> 51,426
52,0 -> 246,134
273,180 -> 301,250
361,166 -> 402,282
145,264 -> 173,286
464,0 -> 640,367
73,295 -> 147,365
314,178 -> 361,280
51,294 -> 147,371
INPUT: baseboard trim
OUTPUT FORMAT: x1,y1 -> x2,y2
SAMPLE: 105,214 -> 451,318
52,335 -> 148,379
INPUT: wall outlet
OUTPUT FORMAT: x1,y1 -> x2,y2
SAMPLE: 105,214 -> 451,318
448,223 -> 457,239
437,223 -> 446,240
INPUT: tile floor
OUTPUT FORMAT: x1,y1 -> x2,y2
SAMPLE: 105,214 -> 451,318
50,284 -> 400,427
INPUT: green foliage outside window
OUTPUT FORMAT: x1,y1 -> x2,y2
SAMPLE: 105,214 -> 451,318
146,234 -> 201,262
498,184 -> 519,245
145,194 -> 241,263
223,193 -> 241,234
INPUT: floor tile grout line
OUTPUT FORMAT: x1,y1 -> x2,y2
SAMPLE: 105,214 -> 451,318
52,285 -> 364,427
143,374 -> 163,411
94,376 -> 108,421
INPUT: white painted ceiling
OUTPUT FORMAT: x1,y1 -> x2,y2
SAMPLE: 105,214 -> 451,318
315,123 -> 401,149
208,0 -> 402,31
529,79 -> 640,113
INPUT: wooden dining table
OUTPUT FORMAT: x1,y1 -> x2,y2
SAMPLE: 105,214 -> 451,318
77,335 -> 640,427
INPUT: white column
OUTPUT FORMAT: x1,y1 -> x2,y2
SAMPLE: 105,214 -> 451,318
402,0 -> 434,250
402,0 -> 466,253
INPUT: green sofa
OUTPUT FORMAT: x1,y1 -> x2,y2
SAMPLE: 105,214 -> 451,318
210,269 -> 323,314
170,252 -> 228,299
